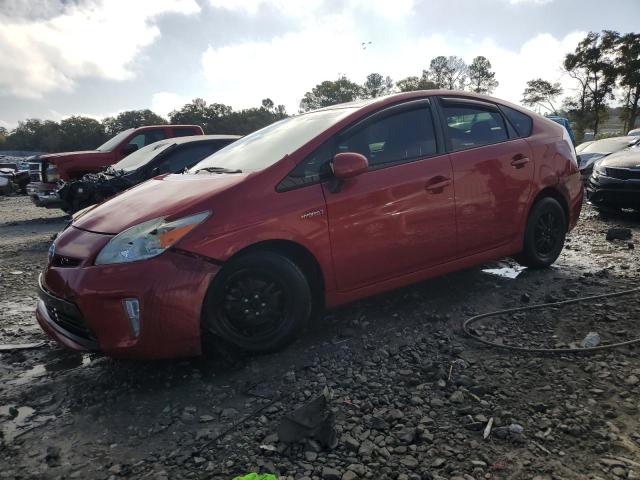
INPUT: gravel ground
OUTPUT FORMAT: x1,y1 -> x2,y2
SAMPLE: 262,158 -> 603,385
1,194 -> 640,480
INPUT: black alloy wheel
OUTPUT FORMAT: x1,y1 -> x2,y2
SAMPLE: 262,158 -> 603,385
203,251 -> 312,352
515,197 -> 567,269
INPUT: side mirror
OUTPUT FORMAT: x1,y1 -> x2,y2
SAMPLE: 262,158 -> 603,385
332,152 -> 368,179
122,143 -> 138,156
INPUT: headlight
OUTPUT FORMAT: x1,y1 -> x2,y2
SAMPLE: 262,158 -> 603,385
593,161 -> 607,177
46,164 -> 59,182
95,211 -> 210,265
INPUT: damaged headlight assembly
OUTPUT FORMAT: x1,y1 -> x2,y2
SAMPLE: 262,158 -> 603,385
95,211 -> 210,265
593,161 -> 607,177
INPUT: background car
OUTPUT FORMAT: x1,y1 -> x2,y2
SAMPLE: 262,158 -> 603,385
0,162 -> 30,194
27,124 -> 204,208
576,135 -> 640,176
629,128 -> 640,137
57,135 -> 240,214
37,91 -> 581,359
587,145 -> 640,210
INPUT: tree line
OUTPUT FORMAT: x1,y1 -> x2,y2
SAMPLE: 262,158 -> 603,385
0,100 -> 287,153
2,30 -> 637,153
299,55 -> 498,111
0,54 -> 499,153
521,30 -> 639,140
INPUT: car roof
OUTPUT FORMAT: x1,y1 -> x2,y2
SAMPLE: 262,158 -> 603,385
311,90 -> 533,114
169,134 -> 242,145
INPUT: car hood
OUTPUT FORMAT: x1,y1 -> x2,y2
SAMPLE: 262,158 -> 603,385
598,148 -> 640,168
38,150 -> 108,164
73,172 -> 249,234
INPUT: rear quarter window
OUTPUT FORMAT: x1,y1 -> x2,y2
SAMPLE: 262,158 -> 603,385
500,106 -> 533,137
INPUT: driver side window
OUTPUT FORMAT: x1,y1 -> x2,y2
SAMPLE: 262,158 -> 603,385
276,105 -> 437,192
337,107 -> 436,168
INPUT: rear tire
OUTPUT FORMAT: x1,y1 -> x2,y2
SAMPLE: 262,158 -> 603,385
202,251 -> 312,353
515,197 -> 567,269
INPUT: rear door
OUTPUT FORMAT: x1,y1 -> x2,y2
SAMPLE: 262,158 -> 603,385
320,99 -> 457,291
438,97 -> 533,255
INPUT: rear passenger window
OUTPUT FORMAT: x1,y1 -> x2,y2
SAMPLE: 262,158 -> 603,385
443,105 -> 508,152
337,107 -> 437,168
500,106 -> 533,137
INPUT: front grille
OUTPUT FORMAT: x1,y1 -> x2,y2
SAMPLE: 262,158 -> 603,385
46,304 -> 94,340
51,255 -> 82,268
606,167 -> 640,180
38,277 -> 96,343
29,161 -> 43,182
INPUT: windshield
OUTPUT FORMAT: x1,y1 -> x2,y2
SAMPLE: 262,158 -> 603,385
111,140 -> 174,172
96,128 -> 135,152
191,107 -> 358,173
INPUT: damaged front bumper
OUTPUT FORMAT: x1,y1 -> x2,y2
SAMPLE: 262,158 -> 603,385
586,175 -> 640,209
27,182 -> 63,208
37,226 -> 221,359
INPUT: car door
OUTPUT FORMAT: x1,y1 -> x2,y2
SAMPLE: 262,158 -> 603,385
320,99 -> 457,292
438,97 -> 534,255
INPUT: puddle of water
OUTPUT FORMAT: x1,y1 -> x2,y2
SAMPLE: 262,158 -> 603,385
0,405 -> 56,443
8,354 -> 92,386
482,266 -> 526,279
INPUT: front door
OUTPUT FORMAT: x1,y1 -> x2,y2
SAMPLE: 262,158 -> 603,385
439,97 -> 534,254
321,100 -> 457,292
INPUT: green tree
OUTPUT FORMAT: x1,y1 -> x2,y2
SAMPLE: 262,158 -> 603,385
614,33 -> 640,132
362,73 -> 393,98
564,31 -> 618,135
58,116 -> 106,151
299,76 -> 363,112
102,109 -> 168,137
170,98 -> 286,135
427,56 -> 468,89
0,126 -> 7,148
4,119 -> 62,152
395,75 -> 439,92
521,79 -> 564,114
467,56 -> 498,94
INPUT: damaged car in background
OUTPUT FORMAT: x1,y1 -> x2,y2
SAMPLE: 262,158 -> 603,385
36,91 -> 582,360
27,124 -> 204,209
587,145 -> 640,211
0,162 -> 30,195
576,135 -> 640,176
58,135 -> 240,214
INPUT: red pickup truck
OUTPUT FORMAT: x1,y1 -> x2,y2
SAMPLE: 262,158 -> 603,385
27,124 -> 204,208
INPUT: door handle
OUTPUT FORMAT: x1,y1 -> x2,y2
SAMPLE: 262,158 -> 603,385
425,176 -> 451,193
511,154 -> 530,169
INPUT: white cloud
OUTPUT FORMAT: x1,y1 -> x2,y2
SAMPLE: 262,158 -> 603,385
151,92 -> 188,118
0,0 -> 200,99
201,1 -> 583,113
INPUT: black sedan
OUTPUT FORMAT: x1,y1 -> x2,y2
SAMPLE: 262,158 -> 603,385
58,135 -> 240,213
587,146 -> 640,210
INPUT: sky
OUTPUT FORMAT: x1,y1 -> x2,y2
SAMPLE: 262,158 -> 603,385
0,0 -> 638,129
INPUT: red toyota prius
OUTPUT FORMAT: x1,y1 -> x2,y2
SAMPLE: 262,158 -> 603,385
36,91 -> 582,359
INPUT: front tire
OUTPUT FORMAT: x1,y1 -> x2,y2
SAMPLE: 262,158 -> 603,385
515,197 -> 567,269
202,251 -> 312,353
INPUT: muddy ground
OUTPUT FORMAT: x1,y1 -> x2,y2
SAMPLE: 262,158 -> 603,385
1,194 -> 640,480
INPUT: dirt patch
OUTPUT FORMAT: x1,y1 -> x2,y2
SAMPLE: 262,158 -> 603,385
1,195 -> 640,479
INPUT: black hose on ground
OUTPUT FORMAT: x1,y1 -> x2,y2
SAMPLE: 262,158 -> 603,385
462,286 -> 640,354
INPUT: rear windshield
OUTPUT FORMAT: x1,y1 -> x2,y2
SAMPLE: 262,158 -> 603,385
112,140 -> 174,172
190,107 -> 358,173
96,128 -> 135,152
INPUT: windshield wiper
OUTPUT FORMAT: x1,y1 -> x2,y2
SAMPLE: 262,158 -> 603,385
194,166 -> 242,174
